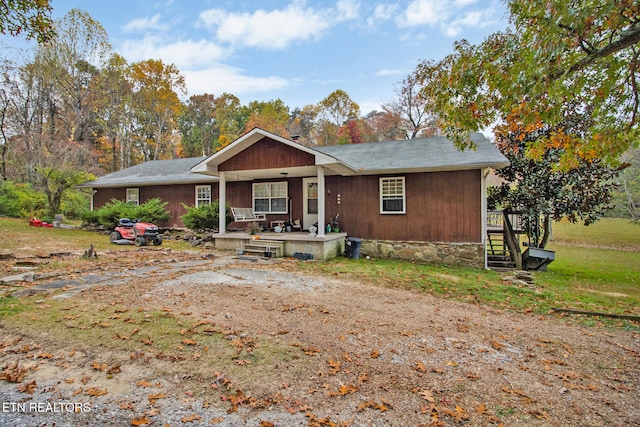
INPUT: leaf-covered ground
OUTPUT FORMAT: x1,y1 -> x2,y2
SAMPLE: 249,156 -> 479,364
1,248 -> 639,426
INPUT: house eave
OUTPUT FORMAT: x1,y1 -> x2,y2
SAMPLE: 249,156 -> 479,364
339,161 -> 510,176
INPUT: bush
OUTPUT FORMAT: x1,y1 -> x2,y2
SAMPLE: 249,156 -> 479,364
81,198 -> 170,228
59,189 -> 91,219
181,201 -> 232,231
0,181 -> 47,219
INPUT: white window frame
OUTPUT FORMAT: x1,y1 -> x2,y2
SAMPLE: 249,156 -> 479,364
195,185 -> 212,207
252,181 -> 288,214
379,177 -> 406,214
126,188 -> 139,206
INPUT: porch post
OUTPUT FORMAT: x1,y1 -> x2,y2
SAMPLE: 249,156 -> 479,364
219,171 -> 226,235
317,166 -> 325,237
481,168 -> 488,269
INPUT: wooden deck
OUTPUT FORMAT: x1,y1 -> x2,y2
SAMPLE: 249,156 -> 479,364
213,231 -> 347,260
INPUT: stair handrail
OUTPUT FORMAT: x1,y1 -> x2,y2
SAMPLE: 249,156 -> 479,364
502,210 -> 522,269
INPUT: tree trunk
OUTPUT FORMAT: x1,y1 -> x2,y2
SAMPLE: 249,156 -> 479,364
539,214 -> 551,248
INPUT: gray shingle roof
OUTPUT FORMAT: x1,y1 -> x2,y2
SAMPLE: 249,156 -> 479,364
315,133 -> 508,173
77,157 -> 213,188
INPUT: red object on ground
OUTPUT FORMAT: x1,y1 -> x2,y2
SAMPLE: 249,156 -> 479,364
29,217 -> 53,227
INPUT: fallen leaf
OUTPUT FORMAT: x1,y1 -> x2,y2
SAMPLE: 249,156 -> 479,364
148,392 -> 168,403
420,390 -> 436,403
137,380 -> 153,388
414,361 -> 427,373
86,387 -> 108,396
18,380 -> 37,394
131,415 -> 151,426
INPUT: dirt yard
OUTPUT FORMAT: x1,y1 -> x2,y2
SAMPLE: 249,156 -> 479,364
1,247 -> 639,426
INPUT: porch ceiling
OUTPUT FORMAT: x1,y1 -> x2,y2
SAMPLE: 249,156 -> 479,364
210,163 -> 355,181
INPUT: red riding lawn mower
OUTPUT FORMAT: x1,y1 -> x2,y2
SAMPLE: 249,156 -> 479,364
109,218 -> 163,246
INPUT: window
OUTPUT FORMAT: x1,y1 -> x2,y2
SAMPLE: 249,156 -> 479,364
126,188 -> 139,206
195,185 -> 211,207
380,177 -> 405,214
253,182 -> 288,214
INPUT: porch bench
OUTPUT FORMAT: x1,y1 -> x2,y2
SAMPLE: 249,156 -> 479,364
242,239 -> 284,257
230,207 -> 266,222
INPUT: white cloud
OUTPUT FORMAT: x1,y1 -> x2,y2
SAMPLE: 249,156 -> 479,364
122,14 -> 169,32
184,66 -> 291,97
443,7 -> 500,36
397,0 -> 501,37
120,36 -> 229,69
198,2 -> 358,50
366,3 -> 398,28
337,0 -> 360,20
398,0 -> 450,27
376,68 -> 404,77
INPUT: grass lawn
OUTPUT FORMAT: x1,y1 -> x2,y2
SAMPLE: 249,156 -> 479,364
1,217 -> 638,329
539,218 -> 640,318
301,218 -> 640,328
0,217 -> 196,256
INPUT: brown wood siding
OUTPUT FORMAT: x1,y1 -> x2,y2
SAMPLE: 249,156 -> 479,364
324,170 -> 482,243
221,179 -> 304,228
219,138 -> 315,172
92,183 -> 219,228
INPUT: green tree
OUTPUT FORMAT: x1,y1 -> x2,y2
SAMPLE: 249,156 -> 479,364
242,98 -> 290,137
93,53 -> 133,172
610,148 -> 640,220
0,0 -> 55,43
419,0 -> 640,166
214,93 -> 244,148
488,110 -> 621,248
34,165 -> 93,217
179,93 -> 218,158
315,89 -> 360,145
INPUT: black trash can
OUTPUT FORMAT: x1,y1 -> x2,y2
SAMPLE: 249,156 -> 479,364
346,237 -> 362,259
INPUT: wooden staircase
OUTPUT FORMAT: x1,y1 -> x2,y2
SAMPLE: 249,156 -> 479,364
487,230 -> 516,269
486,210 -> 522,270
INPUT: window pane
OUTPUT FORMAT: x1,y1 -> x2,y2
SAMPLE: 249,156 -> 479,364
307,199 -> 318,214
254,184 -> 269,198
271,198 -> 286,212
255,199 -> 269,212
383,199 -> 403,212
271,183 -> 287,197
380,177 -> 405,214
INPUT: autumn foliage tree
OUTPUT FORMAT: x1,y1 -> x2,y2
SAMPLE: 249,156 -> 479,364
419,0 -> 640,166
488,109 -> 621,248
0,0 -> 55,43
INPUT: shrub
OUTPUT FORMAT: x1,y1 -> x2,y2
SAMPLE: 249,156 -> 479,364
133,198 -> 170,225
82,198 -> 170,228
181,201 -> 232,231
59,189 -> 91,219
0,181 -> 47,219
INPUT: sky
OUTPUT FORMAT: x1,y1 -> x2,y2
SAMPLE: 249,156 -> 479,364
12,0 -> 510,115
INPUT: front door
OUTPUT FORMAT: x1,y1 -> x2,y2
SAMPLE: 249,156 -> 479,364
302,178 -> 318,230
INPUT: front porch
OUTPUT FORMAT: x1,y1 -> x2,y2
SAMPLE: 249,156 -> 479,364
213,231 -> 347,260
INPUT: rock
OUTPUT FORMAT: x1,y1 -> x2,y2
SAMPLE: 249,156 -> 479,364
0,251 -> 15,260
0,272 -> 35,285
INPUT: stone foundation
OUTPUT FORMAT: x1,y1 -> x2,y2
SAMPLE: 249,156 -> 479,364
360,239 -> 484,268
